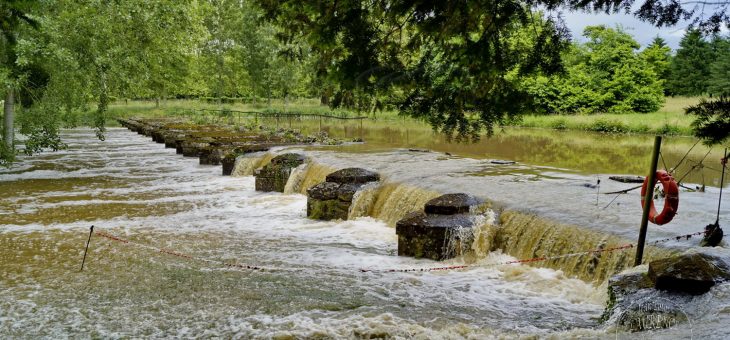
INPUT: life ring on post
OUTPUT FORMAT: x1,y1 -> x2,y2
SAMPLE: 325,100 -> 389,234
640,170 -> 679,225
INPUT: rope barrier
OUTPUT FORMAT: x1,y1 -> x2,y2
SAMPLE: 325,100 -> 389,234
648,231 -> 706,246
95,230 -> 275,272
92,228 -> 712,275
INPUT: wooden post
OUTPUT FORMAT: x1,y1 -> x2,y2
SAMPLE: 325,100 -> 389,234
717,148 -> 728,224
635,136 -> 662,266
80,225 -> 94,272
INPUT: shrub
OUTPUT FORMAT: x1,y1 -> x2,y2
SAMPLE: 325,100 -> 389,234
657,123 -> 681,135
587,118 -> 629,133
549,118 -> 568,130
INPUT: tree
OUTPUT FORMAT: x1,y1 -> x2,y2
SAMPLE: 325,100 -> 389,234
1,0 -> 41,166
42,0 -> 204,140
640,36 -> 672,95
521,26 -> 664,114
708,35 -> 730,96
258,1 -> 569,140
686,96 -> 730,144
199,0 -> 245,102
668,29 -> 713,96
258,0 -> 730,138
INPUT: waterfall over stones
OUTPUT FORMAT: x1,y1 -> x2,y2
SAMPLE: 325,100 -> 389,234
307,168 -> 380,220
396,194 -> 489,260
254,153 -> 307,192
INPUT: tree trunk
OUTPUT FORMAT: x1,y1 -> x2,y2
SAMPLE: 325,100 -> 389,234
217,53 -> 224,106
95,71 -> 109,141
3,88 -> 15,150
267,87 -> 271,107
369,91 -> 378,119
252,84 -> 257,106
155,97 -> 160,108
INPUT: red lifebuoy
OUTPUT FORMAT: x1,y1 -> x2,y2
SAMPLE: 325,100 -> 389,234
640,170 -> 679,225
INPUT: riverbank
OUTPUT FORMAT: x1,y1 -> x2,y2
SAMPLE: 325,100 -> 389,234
99,96 -> 703,137
516,96 -> 702,136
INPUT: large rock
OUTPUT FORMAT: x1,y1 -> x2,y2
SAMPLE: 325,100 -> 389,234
325,168 -> 380,184
163,132 -> 187,149
603,270 -> 691,332
395,211 -> 478,260
648,252 -> 730,295
307,182 -> 353,220
221,153 -> 238,176
255,153 -> 307,192
424,193 -> 481,215
306,168 -> 380,221
604,271 -> 653,317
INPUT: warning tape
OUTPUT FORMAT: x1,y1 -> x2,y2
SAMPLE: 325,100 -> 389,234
360,244 -> 636,273
95,231 -> 275,271
94,229 -> 712,275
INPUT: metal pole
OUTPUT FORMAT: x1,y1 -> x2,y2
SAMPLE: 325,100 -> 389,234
717,148 -> 728,224
635,136 -> 662,266
80,225 -> 94,272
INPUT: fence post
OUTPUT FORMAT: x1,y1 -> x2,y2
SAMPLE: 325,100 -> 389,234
634,135 -> 662,266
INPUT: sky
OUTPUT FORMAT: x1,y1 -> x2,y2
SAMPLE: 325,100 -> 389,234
561,10 -> 688,50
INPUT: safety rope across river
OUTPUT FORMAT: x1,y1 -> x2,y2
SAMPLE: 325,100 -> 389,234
92,229 -> 713,275
95,230 -> 273,271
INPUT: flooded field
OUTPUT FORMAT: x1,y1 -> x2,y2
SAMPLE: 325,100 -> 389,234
1,126 -> 729,338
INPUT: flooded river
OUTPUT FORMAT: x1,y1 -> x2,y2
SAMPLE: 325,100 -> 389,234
1,126 -> 729,338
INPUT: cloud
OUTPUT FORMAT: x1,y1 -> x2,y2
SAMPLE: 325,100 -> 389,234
560,10 -> 685,50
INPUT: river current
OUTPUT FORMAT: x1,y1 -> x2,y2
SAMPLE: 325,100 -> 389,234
1,127 -> 728,338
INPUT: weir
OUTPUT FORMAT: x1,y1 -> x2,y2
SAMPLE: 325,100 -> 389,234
232,152 -> 670,284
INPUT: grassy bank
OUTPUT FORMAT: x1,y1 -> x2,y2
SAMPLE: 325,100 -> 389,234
515,97 -> 702,135
103,97 -> 702,136
103,98 -> 401,123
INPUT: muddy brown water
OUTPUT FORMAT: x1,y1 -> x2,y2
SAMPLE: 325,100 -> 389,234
1,125 -> 728,338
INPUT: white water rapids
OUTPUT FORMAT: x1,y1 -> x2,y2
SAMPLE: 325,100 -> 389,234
1,128 -> 729,338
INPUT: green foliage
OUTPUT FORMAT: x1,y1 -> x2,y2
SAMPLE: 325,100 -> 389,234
668,29 -> 712,96
16,105 -> 66,155
259,0 -> 570,140
708,36 -> 730,97
522,26 -> 664,114
0,139 -> 15,167
640,37 -> 671,95
586,118 -> 629,133
686,96 -> 730,145
657,123 -> 681,135
549,118 -> 568,130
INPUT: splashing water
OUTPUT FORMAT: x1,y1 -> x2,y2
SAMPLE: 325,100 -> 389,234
2,128 -> 729,338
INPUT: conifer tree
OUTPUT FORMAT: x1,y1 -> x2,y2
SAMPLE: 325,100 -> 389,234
668,29 -> 712,96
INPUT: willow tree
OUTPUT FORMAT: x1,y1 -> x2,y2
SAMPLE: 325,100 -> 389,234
43,0 -> 204,139
1,0 -> 40,165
